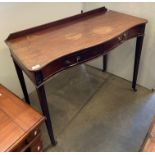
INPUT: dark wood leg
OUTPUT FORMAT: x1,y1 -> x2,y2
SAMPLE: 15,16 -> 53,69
13,60 -> 30,104
36,85 -> 56,146
103,54 -> 107,72
132,35 -> 144,91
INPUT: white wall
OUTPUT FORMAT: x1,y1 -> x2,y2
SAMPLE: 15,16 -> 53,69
0,2 -> 82,97
84,2 -> 155,90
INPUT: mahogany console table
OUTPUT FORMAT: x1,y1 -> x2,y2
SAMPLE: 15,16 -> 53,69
5,7 -> 147,145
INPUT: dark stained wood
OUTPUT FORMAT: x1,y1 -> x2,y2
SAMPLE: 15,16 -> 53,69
132,25 -> 145,91
13,60 -> 30,104
36,85 -> 56,145
103,55 -> 108,72
0,84 -> 45,152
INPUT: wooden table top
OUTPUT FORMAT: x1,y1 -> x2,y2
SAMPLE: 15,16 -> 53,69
6,7 -> 147,72
0,84 -> 44,151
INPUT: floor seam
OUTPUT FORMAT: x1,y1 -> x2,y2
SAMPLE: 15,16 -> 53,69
44,72 -> 112,151
56,73 -> 113,138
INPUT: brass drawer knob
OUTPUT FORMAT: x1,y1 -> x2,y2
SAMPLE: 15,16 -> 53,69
118,36 -> 123,42
37,145 -> 41,151
123,32 -> 128,39
34,130 -> 38,136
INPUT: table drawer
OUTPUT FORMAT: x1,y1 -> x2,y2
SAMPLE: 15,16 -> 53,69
13,134 -> 43,152
42,46 -> 100,81
29,136 -> 43,152
62,48 -> 99,68
26,127 -> 40,143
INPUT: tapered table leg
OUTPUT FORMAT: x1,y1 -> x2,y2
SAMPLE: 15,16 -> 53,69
132,35 -> 144,91
13,60 -> 30,104
103,54 -> 108,72
36,85 -> 56,145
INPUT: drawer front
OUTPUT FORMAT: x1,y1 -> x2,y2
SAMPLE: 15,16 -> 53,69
29,137 -> 43,152
62,47 -> 100,68
11,127 -> 42,152
26,127 -> 40,143
42,46 -> 100,81
14,134 -> 43,152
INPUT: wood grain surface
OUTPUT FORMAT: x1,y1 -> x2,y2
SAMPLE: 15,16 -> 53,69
141,117 -> 155,152
0,84 -> 44,151
6,8 -> 147,72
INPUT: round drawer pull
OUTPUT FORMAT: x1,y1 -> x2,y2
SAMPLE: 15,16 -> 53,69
34,130 -> 38,136
123,32 -> 128,39
37,145 -> 41,151
118,36 -> 122,42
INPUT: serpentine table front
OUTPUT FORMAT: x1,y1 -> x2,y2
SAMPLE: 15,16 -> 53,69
5,7 -> 147,145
